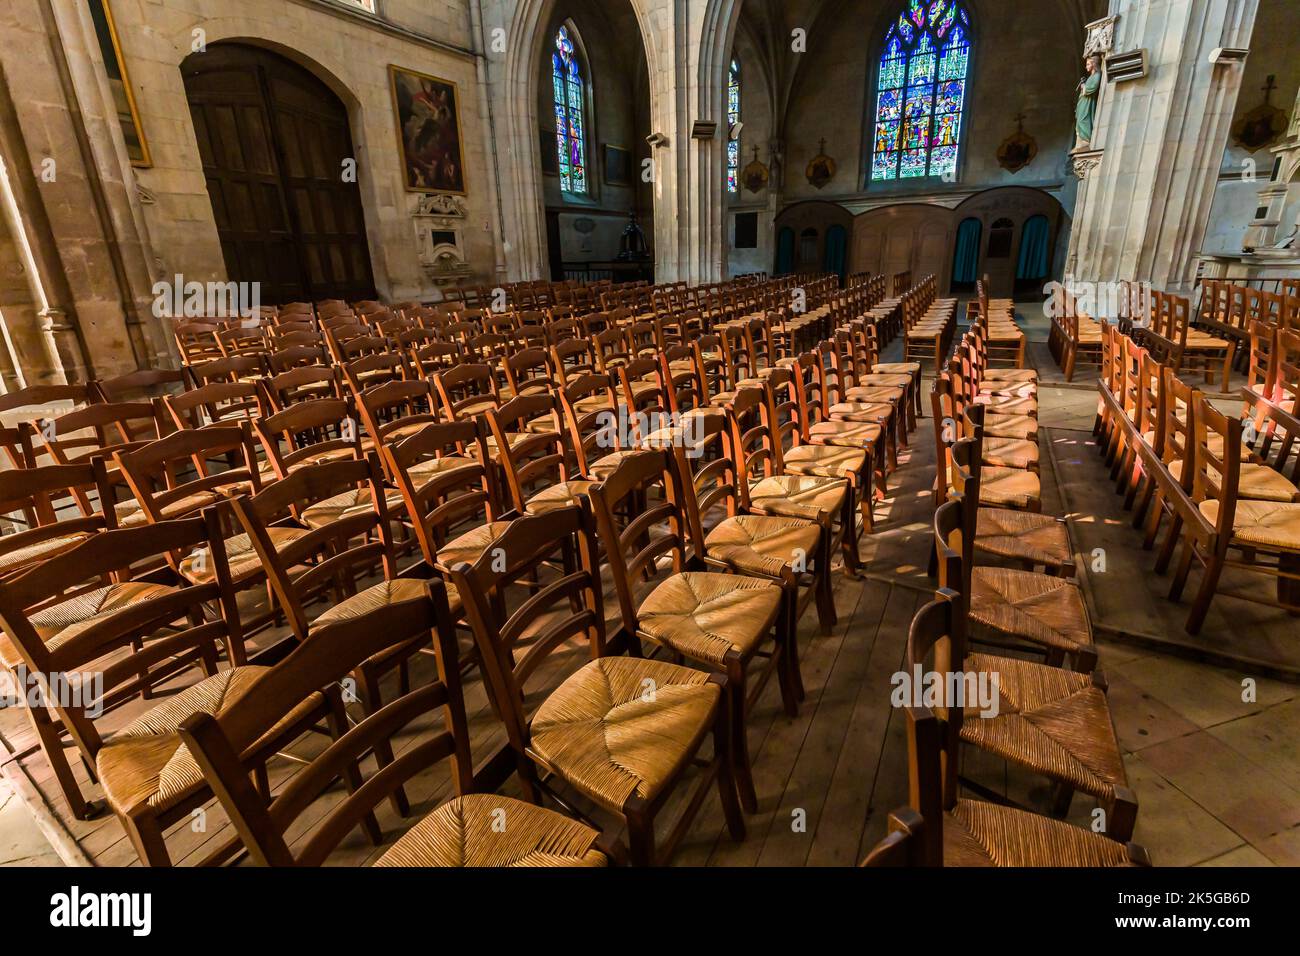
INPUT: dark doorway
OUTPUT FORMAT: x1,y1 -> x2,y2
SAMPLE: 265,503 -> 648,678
182,43 -> 375,304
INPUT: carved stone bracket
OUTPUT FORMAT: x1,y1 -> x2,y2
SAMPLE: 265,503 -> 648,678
1071,148 -> 1104,179
1084,16 -> 1119,57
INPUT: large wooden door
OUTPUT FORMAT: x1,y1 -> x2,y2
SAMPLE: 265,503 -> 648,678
183,44 -> 375,304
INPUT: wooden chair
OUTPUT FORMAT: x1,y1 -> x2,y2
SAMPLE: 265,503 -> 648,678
1171,397 -> 1300,633
0,513 -> 244,833
900,593 -> 1148,866
0,460 -> 114,581
180,587 -> 609,866
930,506 -> 1136,840
448,507 -> 745,865
259,365 -> 342,412
254,397 -> 363,481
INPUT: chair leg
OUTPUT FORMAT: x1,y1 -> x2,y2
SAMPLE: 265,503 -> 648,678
625,805 -> 657,866
1185,551 -> 1225,635
712,696 -> 747,842
357,666 -> 410,818
1142,492 -> 1165,551
123,810 -> 172,867
21,701 -> 96,821
1169,537 -> 1197,602
1154,514 -> 1183,574
727,663 -> 758,814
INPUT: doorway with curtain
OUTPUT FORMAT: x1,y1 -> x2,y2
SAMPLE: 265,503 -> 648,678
824,224 -> 848,283
776,227 -> 795,275
1015,214 -> 1052,294
951,217 -> 981,293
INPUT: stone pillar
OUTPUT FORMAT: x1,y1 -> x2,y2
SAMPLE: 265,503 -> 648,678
1064,0 -> 1260,299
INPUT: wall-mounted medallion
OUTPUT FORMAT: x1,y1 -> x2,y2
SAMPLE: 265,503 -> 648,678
806,139 -> 837,189
997,112 -> 1038,174
1233,75 -> 1289,154
743,147 -> 770,194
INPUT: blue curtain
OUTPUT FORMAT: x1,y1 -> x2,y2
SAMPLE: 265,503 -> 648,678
824,225 -> 847,280
776,227 -> 795,275
1016,215 -> 1051,281
952,217 -> 982,284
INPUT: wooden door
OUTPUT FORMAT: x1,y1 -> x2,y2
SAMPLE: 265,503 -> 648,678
183,44 -> 375,305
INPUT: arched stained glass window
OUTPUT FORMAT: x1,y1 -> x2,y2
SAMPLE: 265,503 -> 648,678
727,57 -> 741,193
553,26 -> 588,194
870,0 -> 972,182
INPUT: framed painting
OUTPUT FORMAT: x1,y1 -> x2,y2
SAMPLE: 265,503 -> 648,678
388,65 -> 468,195
87,0 -> 151,167
604,145 -> 631,186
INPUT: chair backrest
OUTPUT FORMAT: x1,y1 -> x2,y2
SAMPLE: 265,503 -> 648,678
0,460 -> 114,577
1188,396 -> 1241,541
384,420 -> 495,572
432,364 -> 498,421
164,381 -> 261,431
254,397 -> 361,478
115,422 -> 259,525
178,585 -> 467,866
587,450 -> 690,644
230,455 -> 394,639
0,512 -> 239,754
261,365 -> 342,412
446,508 -> 605,755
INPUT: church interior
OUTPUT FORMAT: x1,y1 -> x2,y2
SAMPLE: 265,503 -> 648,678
1,0 -> 1299,874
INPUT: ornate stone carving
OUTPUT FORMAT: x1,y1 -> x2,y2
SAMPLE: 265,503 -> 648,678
1084,16 -> 1118,57
1071,149 -> 1103,179
411,193 -> 471,282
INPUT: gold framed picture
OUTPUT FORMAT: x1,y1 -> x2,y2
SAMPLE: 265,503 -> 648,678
388,65 -> 467,195
87,0 -> 151,168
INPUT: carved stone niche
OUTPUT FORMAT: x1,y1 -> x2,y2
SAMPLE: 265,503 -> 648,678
412,193 -> 473,282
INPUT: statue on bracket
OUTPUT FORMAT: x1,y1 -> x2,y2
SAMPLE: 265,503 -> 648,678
806,139 -> 836,189
742,147 -> 770,194
1074,53 -> 1103,150
997,112 -> 1038,173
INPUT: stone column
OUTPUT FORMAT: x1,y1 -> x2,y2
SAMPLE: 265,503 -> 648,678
1064,0 -> 1260,299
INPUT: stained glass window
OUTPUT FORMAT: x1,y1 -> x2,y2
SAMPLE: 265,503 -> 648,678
553,26 -> 588,194
727,57 -> 741,193
870,1 -> 971,182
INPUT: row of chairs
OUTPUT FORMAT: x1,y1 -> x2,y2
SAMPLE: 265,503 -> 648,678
865,431 -> 1148,866
1097,323 -> 1300,634
0,276 -> 929,864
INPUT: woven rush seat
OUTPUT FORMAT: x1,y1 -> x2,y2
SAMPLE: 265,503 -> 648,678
0,532 -> 93,575
0,581 -> 179,669
829,401 -> 893,424
704,514 -> 821,578
117,482 -> 250,527
981,437 -> 1040,470
407,454 -> 478,486
528,656 -> 720,813
750,474 -> 849,522
983,368 -> 1039,383
845,386 -> 906,405
300,486 -> 405,530
97,667 -> 319,814
1169,460 -> 1299,503
979,380 -> 1037,400
943,799 -> 1138,867
374,795 -> 607,867
180,526 -> 311,584
978,466 -> 1042,510
436,521 -> 514,569
959,653 -> 1126,803
856,374 -> 912,389
974,394 -> 1039,418
874,362 -> 923,375
1199,499 -> 1300,551
969,567 -> 1092,657
314,577 -> 459,624
526,479 -> 597,514
783,443 -> 868,479
484,431 -> 552,455
976,508 -> 1072,569
982,413 -> 1039,441
637,572 -> 782,665
810,419 -> 884,447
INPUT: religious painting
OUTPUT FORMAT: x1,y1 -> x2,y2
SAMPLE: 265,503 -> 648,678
604,145 -> 632,186
806,140 -> 837,189
742,148 -> 769,194
997,114 -> 1038,173
389,66 -> 467,195
87,0 -> 151,167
